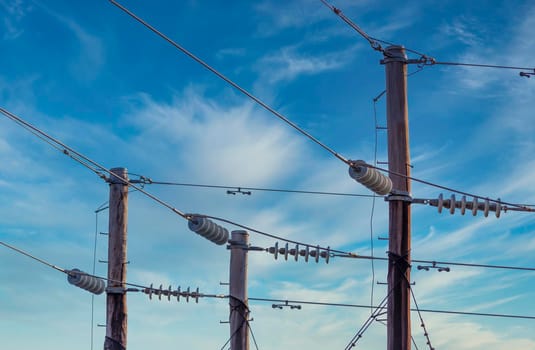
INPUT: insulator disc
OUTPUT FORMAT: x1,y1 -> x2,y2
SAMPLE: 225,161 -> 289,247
68,269 -> 106,295
484,199 -> 490,217
294,244 -> 299,262
348,160 -> 392,196
284,243 -> 289,260
496,199 -> 501,218
188,216 -> 229,245
437,194 -> 443,213
472,197 -> 478,216
274,242 -> 279,260
450,194 -> 456,215
460,196 -> 467,215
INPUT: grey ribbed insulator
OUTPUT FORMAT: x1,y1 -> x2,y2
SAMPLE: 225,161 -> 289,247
348,160 -> 393,195
188,216 -> 229,245
67,268 -> 106,295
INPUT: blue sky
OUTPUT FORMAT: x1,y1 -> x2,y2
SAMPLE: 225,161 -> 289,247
1,0 -> 534,349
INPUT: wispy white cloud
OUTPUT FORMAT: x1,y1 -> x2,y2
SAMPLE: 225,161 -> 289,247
124,87 -> 306,185
257,44 -> 358,84
0,0 -> 32,40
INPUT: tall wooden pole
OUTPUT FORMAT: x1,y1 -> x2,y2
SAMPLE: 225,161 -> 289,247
229,230 -> 250,350
104,167 -> 129,350
384,46 -> 412,350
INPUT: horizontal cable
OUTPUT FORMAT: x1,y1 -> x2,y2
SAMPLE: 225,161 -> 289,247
248,297 -> 535,320
146,179 -> 376,198
3,240 -> 534,321
334,253 -> 535,272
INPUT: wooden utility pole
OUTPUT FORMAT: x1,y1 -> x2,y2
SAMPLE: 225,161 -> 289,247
384,46 -> 412,350
104,167 -> 129,350
229,230 -> 250,350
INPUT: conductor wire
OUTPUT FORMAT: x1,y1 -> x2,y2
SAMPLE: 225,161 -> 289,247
109,0 -> 349,165
0,241 -> 67,273
0,107 -> 190,220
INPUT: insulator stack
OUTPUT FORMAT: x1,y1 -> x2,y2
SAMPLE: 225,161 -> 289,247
143,283 -> 200,303
348,160 -> 392,195
188,216 -> 229,245
267,242 -> 330,264
67,268 -> 106,295
430,194 -> 503,218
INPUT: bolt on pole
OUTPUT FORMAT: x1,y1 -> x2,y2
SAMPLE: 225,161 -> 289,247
383,46 -> 412,350
104,168 -> 129,350
229,230 -> 250,350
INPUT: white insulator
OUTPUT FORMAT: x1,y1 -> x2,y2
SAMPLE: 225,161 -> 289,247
496,199 -> 501,218
68,268 -> 106,295
148,283 -> 154,300
484,199 -> 490,217
449,194 -> 456,215
188,216 -> 229,245
319,247 -> 331,264
437,194 -> 444,213
460,195 -> 467,215
472,197 -> 478,216
194,287 -> 200,303
348,160 -> 392,196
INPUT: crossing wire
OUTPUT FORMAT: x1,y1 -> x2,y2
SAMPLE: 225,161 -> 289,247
3,239 -> 535,321
107,2 -> 535,213
108,0 -> 349,165
2,109 -> 534,274
320,0 -> 535,75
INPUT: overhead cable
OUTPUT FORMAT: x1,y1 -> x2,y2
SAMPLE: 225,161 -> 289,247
321,0 -> 535,76
108,1 -> 533,210
0,107 -> 189,219
144,179 -> 376,198
248,297 -> 535,320
108,0 -> 349,164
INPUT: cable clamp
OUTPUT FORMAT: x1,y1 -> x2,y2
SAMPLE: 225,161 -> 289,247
226,240 -> 249,249
385,190 -> 413,202
106,286 -> 126,294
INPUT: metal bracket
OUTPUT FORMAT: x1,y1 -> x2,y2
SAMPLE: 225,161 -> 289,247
385,190 -> 413,202
106,287 -> 126,294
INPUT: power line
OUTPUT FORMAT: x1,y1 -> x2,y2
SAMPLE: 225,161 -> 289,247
3,239 -> 534,322
248,297 -> 535,320
344,289 -> 391,349
369,163 -> 535,211
3,108 -> 535,272
0,107 -> 190,220
321,0 -> 535,76
0,241 -> 67,273
108,0 -> 535,211
145,179 -> 376,198
433,61 -> 535,72
108,0 -> 349,165
336,253 -> 535,272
